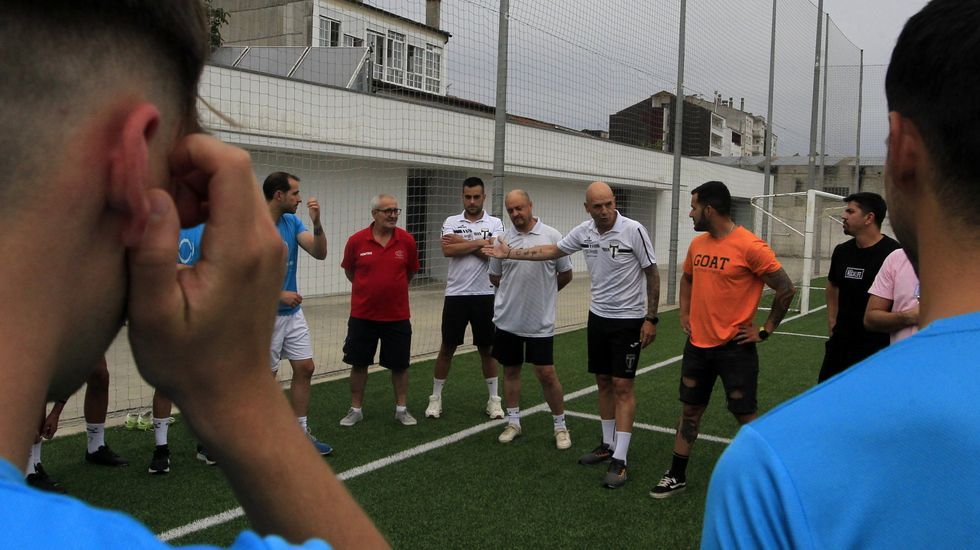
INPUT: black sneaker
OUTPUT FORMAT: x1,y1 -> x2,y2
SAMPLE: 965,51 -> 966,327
148,444 -> 171,475
85,445 -> 129,467
578,443 -> 613,465
603,458 -> 628,488
195,444 -> 216,466
650,471 -> 687,499
26,464 -> 66,494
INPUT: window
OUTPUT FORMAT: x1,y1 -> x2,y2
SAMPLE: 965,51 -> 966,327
368,31 -> 385,79
343,34 -> 364,47
386,31 -> 405,84
406,45 -> 424,89
318,17 -> 340,47
425,44 -> 442,93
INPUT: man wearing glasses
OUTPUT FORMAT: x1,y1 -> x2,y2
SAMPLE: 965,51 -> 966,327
340,195 -> 420,427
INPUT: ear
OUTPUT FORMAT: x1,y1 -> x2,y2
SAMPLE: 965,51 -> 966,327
886,111 -> 925,196
106,103 -> 161,247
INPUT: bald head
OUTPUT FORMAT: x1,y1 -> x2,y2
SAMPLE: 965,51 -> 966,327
505,189 -> 534,231
584,181 -> 617,232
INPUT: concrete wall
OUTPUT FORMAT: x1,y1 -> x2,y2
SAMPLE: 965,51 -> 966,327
213,0 -> 314,46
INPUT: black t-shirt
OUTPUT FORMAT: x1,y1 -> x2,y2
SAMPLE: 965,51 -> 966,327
827,235 -> 901,344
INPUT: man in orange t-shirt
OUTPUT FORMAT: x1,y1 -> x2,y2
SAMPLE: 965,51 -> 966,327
650,181 -> 796,500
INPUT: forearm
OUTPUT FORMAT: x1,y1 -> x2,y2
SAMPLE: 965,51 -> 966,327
826,285 -> 838,332
764,286 -> 795,332
442,240 -> 486,257
679,275 -> 692,316
311,226 -> 327,260
644,266 -> 660,317
180,379 -> 388,547
508,244 -> 562,261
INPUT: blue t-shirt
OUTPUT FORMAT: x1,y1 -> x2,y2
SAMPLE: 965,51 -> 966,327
0,458 -> 329,549
702,311 -> 980,549
276,214 -> 308,316
178,224 -> 205,266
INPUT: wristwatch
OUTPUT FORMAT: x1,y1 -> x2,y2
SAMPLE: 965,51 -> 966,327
645,316 -> 659,325
758,328 -> 770,341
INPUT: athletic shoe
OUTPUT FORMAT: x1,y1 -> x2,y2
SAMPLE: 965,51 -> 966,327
425,395 -> 442,418
339,408 -> 363,427
124,413 -> 139,430
125,411 -> 154,431
486,396 -> 504,419
26,464 -> 66,494
603,458 -> 628,489
306,429 -> 334,456
195,445 -> 217,466
148,444 -> 171,475
85,445 -> 129,467
650,471 -> 687,499
497,424 -> 522,443
395,409 -> 417,426
578,443 -> 613,465
554,428 -> 572,450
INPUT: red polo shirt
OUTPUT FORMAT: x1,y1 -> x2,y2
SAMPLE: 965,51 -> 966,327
341,224 -> 419,321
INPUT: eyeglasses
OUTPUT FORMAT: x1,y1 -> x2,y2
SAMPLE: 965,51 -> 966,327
373,208 -> 402,216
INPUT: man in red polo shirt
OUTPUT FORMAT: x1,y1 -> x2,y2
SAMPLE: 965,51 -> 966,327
340,194 -> 420,427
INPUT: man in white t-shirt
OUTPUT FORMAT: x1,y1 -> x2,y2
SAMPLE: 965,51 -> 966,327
426,177 -> 506,420
488,190 -> 574,449
865,247 -> 919,343
483,181 -> 660,489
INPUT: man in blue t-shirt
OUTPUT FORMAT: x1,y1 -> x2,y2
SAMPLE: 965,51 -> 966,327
263,172 -> 332,456
703,2 -> 980,547
0,3 -> 385,546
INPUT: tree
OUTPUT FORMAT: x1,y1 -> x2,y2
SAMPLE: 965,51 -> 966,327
204,0 -> 229,50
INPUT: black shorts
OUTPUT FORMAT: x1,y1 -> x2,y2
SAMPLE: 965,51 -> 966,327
679,339 -> 759,414
818,336 -> 886,382
587,312 -> 644,379
342,317 -> 412,371
441,295 -> 495,348
491,329 -> 554,367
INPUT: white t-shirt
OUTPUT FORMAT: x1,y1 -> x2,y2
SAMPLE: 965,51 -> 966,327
442,211 -> 505,296
868,248 -> 920,343
488,219 -> 573,337
556,211 -> 656,319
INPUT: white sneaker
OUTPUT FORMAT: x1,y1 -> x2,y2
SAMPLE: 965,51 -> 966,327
425,395 -> 442,418
498,424 -> 522,443
395,409 -> 417,426
554,428 -> 572,450
339,408 -> 363,427
486,396 -> 504,419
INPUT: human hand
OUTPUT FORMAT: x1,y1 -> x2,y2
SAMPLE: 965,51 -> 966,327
280,291 -> 303,308
126,134 -> 285,419
40,407 -> 62,440
441,233 -> 466,246
734,323 -> 762,344
680,312 -> 691,335
481,236 -> 509,258
307,197 -> 320,224
902,304 -> 920,326
640,320 -> 657,348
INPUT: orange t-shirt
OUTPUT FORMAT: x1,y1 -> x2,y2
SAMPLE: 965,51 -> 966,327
683,226 -> 781,348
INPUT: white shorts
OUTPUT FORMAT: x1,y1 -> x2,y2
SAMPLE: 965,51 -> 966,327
270,309 -> 314,372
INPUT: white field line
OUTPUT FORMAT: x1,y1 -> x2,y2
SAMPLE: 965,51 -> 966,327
776,331 -> 828,339
563,411 -> 732,445
160,306 -> 824,542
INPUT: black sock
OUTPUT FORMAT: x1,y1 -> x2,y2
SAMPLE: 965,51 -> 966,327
670,452 -> 689,480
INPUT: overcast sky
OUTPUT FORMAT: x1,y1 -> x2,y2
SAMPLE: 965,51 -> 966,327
821,0 -> 931,65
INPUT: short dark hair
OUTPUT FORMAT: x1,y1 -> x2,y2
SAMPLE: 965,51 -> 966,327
886,0 -> 980,220
691,181 -> 732,216
844,192 -> 887,228
463,177 -> 485,192
263,172 -> 300,200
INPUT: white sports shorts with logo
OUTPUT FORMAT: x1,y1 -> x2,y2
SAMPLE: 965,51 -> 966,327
270,309 -> 314,373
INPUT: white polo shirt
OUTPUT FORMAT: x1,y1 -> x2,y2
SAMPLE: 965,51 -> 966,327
556,211 -> 656,319
442,210 -> 505,296
488,219 -> 573,337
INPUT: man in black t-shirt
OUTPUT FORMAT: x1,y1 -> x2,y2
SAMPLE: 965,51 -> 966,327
820,192 -> 901,382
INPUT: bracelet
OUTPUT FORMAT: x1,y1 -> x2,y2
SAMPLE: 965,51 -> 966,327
313,226 -> 324,236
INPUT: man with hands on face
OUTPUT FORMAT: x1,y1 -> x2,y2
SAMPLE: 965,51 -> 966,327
263,172 -> 333,456
483,181 -> 659,489
649,181 -> 795,500
0,2 -> 386,547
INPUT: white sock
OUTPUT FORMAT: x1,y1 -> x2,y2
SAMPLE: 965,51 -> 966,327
26,443 -> 41,475
486,377 -> 499,397
297,416 -> 308,431
553,414 -> 567,431
396,405 -> 407,414
432,378 -> 446,398
152,418 -> 170,447
506,407 -> 521,428
612,431 -> 632,463
86,423 -> 105,453
601,419 -> 616,447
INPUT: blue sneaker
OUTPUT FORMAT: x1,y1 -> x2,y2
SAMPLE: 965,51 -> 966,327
306,429 -> 333,456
